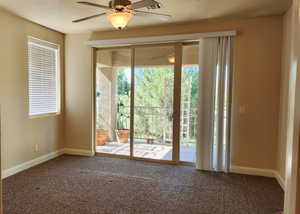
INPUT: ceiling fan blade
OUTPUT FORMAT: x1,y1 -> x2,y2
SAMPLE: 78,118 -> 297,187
134,10 -> 171,20
132,0 -> 158,9
72,13 -> 106,23
77,1 -> 111,10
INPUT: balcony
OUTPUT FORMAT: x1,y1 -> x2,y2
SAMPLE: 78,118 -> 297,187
96,105 -> 197,162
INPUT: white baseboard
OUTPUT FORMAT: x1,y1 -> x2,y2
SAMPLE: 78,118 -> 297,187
230,165 -> 275,177
2,148 -> 95,179
231,165 -> 285,190
2,149 -> 65,179
63,148 -> 95,157
273,171 -> 285,190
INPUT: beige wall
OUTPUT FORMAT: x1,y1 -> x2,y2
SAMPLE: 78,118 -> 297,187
282,0 -> 300,211
0,8 -> 65,170
65,33 -> 93,151
65,15 -> 283,171
278,7 -> 293,182
279,0 -> 300,212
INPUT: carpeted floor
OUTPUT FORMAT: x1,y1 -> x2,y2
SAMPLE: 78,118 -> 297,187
3,155 -> 284,214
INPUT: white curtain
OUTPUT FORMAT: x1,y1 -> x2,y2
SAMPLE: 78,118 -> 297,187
196,36 -> 233,172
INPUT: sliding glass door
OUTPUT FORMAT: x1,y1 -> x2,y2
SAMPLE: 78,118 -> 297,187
133,46 -> 175,161
95,48 -> 131,156
180,44 -> 199,163
95,43 -> 199,164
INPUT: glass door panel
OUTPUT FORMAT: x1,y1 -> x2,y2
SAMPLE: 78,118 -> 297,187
133,46 -> 175,160
95,48 -> 131,156
180,44 -> 199,162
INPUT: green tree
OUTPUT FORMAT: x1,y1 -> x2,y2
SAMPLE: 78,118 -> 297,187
134,67 -> 174,140
116,65 -> 199,142
117,68 -> 131,129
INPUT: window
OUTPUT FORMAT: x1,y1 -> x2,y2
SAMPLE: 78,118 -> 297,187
28,37 -> 60,117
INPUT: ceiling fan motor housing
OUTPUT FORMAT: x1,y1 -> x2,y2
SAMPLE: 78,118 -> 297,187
109,0 -> 132,10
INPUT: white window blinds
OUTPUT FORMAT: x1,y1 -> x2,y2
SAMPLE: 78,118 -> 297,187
28,37 -> 60,116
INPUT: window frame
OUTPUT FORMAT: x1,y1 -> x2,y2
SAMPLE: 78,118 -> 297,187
27,36 -> 61,119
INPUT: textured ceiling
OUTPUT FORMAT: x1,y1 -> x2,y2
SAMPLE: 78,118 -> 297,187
0,0 -> 291,34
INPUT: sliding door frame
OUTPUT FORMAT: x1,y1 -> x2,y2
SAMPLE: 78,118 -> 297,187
129,47 -> 134,159
93,46 -> 132,160
93,41 -> 196,166
172,44 -> 182,164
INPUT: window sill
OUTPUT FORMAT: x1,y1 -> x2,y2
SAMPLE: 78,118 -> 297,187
29,112 -> 61,119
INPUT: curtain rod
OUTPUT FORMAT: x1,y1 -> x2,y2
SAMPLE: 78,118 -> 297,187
85,31 -> 237,48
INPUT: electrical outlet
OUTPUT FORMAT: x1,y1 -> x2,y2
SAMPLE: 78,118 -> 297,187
35,144 -> 39,152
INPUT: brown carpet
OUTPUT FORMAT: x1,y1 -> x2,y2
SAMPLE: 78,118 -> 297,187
3,155 -> 284,214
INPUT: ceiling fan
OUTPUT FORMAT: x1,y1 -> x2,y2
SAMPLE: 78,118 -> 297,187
72,0 -> 171,30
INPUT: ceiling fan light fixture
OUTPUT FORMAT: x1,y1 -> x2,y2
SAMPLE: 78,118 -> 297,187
74,1 -> 171,28
108,11 -> 133,30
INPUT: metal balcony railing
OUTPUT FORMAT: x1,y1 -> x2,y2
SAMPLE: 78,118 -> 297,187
117,105 -> 197,143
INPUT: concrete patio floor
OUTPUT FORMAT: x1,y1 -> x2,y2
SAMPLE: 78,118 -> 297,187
96,141 -> 196,162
